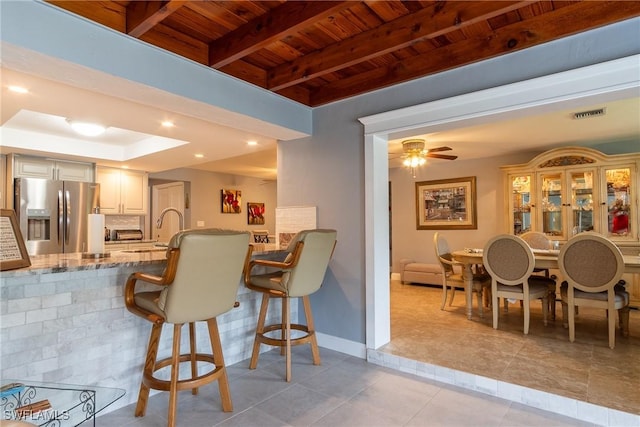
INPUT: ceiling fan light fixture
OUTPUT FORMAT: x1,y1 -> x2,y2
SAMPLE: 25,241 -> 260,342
401,138 -> 428,177
67,119 -> 106,137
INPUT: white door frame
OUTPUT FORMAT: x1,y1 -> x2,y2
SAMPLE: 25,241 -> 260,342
359,55 -> 639,350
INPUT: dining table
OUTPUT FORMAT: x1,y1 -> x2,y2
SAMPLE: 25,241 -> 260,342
451,248 -> 640,320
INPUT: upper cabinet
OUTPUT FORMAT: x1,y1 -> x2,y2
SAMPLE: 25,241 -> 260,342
10,154 -> 94,182
502,147 -> 639,243
96,166 -> 148,215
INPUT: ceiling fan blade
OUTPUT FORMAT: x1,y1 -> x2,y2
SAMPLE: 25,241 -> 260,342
426,153 -> 458,160
425,146 -> 452,153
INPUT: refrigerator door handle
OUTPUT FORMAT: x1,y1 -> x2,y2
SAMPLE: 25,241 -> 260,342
65,190 -> 71,244
58,190 -> 64,246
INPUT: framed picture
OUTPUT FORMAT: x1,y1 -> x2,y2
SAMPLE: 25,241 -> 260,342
247,202 -> 265,225
0,209 -> 31,271
221,189 -> 242,213
415,176 -> 477,230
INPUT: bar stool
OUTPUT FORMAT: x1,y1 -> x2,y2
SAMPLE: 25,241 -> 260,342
244,229 -> 337,382
124,229 -> 251,427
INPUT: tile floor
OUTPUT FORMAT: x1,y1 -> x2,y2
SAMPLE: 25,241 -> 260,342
97,279 -> 639,427
100,346 -> 592,427
380,280 -> 640,417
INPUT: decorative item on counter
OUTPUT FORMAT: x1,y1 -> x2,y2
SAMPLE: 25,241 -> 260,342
82,208 -> 110,259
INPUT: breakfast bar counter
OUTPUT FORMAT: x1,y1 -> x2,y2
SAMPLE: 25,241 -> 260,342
0,247 -> 288,416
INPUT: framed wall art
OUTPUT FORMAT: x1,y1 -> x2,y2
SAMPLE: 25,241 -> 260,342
0,209 -> 31,271
247,202 -> 265,225
415,176 -> 477,230
221,189 -> 242,213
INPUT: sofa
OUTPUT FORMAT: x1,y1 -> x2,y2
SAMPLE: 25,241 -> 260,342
399,259 -> 443,286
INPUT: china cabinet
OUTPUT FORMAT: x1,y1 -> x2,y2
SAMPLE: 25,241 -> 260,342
502,147 -> 639,243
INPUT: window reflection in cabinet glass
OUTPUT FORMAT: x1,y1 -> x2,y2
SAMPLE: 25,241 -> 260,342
606,168 -> 631,236
511,175 -> 531,235
570,171 -> 594,234
541,173 -> 562,237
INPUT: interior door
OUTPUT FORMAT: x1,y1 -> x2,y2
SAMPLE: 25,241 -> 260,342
151,182 -> 185,243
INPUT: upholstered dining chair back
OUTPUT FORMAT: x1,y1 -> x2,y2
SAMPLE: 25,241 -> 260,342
558,233 -> 624,293
434,232 -> 455,275
283,229 -> 337,298
520,231 -> 551,250
160,229 -> 250,324
483,234 -> 535,285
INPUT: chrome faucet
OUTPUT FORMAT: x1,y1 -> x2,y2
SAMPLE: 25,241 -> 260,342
156,207 -> 184,231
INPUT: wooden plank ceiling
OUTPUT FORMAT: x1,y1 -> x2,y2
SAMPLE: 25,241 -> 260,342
46,1 -> 640,107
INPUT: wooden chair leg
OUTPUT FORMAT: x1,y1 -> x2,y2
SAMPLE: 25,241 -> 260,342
207,318 -> 233,412
619,306 -> 630,338
168,323 -> 182,427
250,293 -> 269,369
136,323 -> 162,417
189,322 -> 198,395
280,297 -> 286,356
302,295 -> 321,365
283,297 -> 291,382
440,283 -> 448,310
448,287 -> 456,306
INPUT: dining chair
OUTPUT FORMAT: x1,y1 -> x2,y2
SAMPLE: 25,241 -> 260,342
519,231 -> 558,319
482,234 -> 549,334
124,229 -> 252,427
244,229 -> 337,382
433,232 -> 491,317
558,232 -> 629,349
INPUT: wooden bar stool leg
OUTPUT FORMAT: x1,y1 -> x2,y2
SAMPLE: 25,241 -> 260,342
168,323 -> 182,427
135,323 -> 162,417
189,322 -> 198,395
207,318 -> 233,412
280,297 -> 286,356
283,297 -> 291,382
250,293 -> 269,369
302,296 -> 320,365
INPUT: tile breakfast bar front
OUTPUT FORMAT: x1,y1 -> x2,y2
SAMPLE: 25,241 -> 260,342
0,248 -> 289,415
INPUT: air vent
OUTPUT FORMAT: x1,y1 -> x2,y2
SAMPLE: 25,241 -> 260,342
573,108 -> 606,120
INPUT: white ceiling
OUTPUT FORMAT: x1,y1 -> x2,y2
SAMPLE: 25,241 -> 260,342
1,55 -> 638,178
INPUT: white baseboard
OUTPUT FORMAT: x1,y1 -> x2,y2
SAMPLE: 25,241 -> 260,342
317,332 -> 366,359
390,272 -> 400,281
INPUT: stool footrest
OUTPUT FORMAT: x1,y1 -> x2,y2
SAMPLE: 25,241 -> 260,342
257,323 -> 315,347
143,353 -> 224,392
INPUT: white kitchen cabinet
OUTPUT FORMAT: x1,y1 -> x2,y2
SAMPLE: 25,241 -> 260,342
96,166 -> 148,214
10,154 -> 94,182
502,147 -> 639,243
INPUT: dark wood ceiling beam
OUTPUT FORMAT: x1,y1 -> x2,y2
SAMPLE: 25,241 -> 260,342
126,1 -> 186,38
208,1 -> 352,68
267,1 -> 536,91
309,1 -> 640,106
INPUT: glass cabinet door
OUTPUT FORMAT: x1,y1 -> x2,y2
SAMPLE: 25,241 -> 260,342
570,170 -> 596,235
510,175 -> 532,235
540,172 -> 563,238
604,167 -> 632,238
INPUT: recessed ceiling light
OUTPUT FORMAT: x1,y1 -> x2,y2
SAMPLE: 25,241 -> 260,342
247,140 -> 258,146
195,153 -> 204,158
161,120 -> 174,127
8,85 -> 29,94
67,119 -> 106,137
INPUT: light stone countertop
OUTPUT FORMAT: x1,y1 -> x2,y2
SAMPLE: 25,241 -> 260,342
0,246 -> 286,278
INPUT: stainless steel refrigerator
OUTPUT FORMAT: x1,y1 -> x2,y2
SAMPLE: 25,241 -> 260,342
14,178 -> 100,255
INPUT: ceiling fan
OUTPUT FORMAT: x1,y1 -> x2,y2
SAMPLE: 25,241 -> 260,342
396,139 -> 458,161
389,139 -> 458,177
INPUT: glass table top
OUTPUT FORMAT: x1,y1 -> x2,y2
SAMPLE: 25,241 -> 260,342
1,380 -> 125,426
